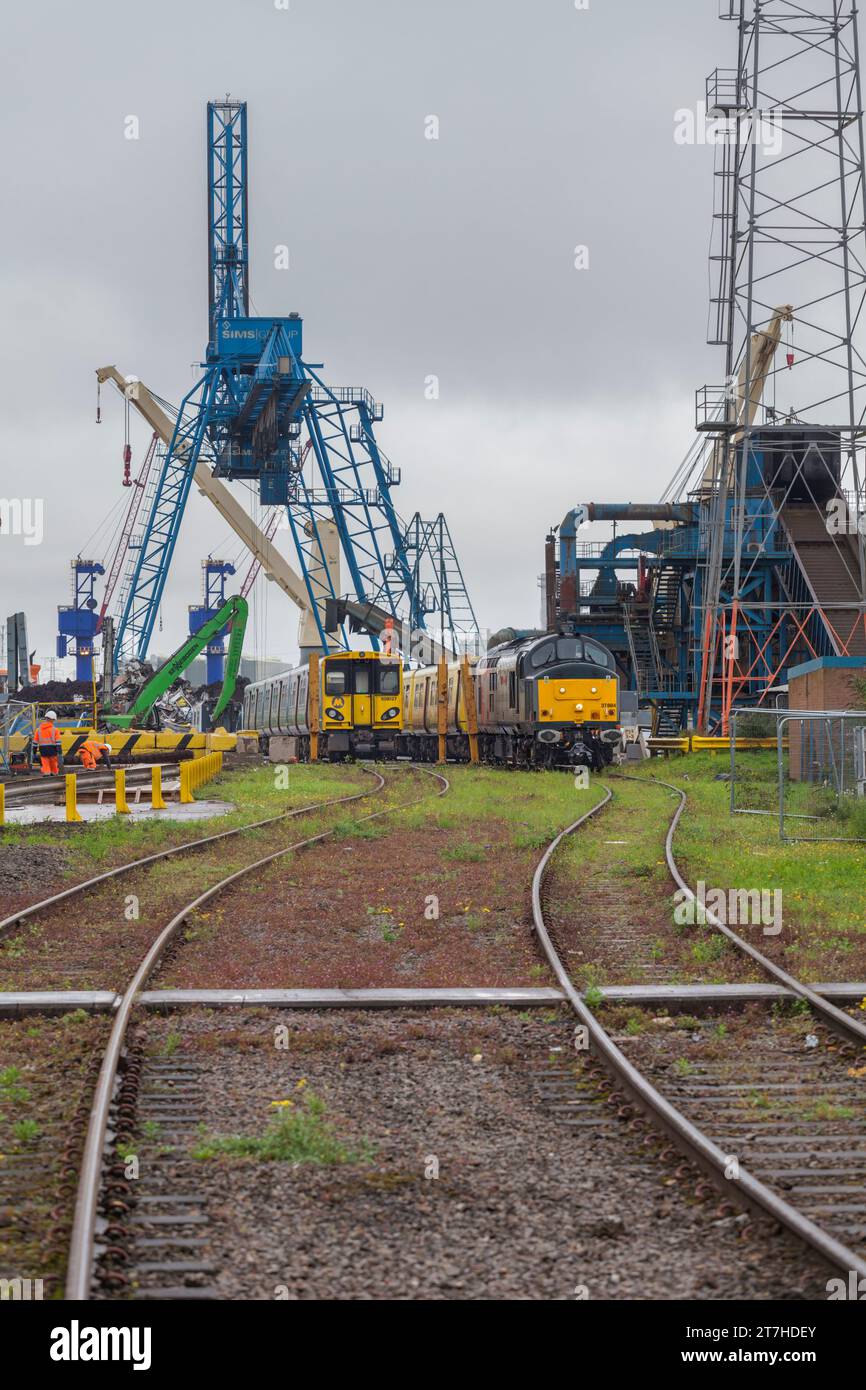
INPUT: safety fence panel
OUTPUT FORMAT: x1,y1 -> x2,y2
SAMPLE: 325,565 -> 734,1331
730,706 -> 866,842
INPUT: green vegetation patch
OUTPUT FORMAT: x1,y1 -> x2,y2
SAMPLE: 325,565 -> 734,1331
192,1090 -> 371,1166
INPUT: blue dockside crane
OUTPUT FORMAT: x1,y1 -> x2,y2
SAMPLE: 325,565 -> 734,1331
188,558 -> 236,686
57,559 -> 105,682
113,98 -> 433,666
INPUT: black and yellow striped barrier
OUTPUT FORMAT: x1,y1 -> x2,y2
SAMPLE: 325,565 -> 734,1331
4,729 -> 237,762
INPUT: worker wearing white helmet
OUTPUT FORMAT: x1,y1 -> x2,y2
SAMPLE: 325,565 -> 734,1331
79,736 -> 113,771
34,710 -> 62,775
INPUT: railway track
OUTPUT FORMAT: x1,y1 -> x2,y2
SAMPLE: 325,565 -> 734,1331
0,764 -> 394,1295
533,773 -> 866,1283
0,763 -> 183,809
0,765 -> 386,945
59,764 -> 449,1299
2,761 -> 859,1300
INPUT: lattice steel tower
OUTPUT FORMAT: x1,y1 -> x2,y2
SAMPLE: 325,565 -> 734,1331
696,0 -> 866,729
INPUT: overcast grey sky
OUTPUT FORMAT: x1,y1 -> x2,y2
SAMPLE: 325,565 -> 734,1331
0,0 -> 725,670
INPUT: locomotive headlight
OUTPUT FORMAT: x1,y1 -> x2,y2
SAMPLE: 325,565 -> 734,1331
559,686 -> 566,694
325,708 -> 345,722
379,707 -> 399,721
591,686 -> 598,694
575,703 -> 584,711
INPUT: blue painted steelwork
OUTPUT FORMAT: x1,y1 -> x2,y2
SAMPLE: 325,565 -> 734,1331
554,442 -> 847,732
207,100 -> 248,353
114,98 -> 472,666
57,560 -> 105,682
299,377 -> 413,646
115,370 -> 220,662
189,559 -> 236,685
399,513 -> 480,652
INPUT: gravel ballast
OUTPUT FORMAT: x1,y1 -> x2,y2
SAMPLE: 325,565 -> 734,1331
131,1007 -> 835,1301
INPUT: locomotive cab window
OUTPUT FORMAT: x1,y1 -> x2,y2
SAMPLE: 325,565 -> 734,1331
555,638 -> 583,661
354,663 -> 371,694
530,641 -> 556,668
584,639 -> 614,668
508,671 -> 517,706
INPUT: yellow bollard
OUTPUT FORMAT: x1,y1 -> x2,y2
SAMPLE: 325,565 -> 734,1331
178,753 -> 221,805
151,765 -> 167,810
179,762 -> 193,804
0,782 -> 4,826
115,768 -> 131,815
65,774 -> 83,823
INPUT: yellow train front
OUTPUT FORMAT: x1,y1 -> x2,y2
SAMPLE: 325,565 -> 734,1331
477,630 -> 619,769
241,651 -> 402,761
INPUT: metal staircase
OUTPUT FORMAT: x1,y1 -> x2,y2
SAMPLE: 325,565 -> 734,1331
653,564 -> 681,632
625,588 -> 691,735
623,603 -> 661,696
780,505 -> 866,656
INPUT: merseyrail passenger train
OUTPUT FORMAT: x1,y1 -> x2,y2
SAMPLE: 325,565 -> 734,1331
242,650 -> 402,760
243,629 -> 620,768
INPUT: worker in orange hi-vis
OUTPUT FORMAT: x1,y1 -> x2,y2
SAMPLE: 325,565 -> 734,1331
79,737 -> 113,771
34,710 -> 62,775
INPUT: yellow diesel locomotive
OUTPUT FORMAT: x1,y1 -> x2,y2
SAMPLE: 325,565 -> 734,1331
242,650 -> 402,760
399,629 -> 620,769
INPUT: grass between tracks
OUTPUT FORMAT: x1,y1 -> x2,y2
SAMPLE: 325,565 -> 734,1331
0,762 -> 367,886
623,753 -> 866,985
192,1088 -> 374,1166
4,752 -> 863,988
155,764 -> 612,992
398,763 -> 608,845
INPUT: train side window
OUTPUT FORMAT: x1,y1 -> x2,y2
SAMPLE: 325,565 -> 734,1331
325,662 -> 351,695
508,671 -> 516,706
488,672 -> 496,695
